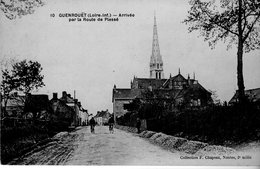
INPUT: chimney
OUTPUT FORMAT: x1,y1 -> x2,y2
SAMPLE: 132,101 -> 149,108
62,91 -> 67,98
188,74 -> 191,85
53,93 -> 58,100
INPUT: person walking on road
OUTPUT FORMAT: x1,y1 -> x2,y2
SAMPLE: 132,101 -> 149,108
136,118 -> 141,134
108,115 -> 114,134
89,117 -> 96,133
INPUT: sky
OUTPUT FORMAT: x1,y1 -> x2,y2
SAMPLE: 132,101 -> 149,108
0,0 -> 260,115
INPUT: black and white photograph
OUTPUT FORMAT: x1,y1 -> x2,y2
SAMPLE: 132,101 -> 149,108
0,0 -> 260,166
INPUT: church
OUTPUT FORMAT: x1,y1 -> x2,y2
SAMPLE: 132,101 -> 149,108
112,15 -> 212,122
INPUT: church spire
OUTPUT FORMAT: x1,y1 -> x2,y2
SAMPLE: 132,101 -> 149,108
150,13 -> 164,79
151,13 -> 161,62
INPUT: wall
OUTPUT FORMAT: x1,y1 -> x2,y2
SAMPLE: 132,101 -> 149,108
113,99 -> 131,123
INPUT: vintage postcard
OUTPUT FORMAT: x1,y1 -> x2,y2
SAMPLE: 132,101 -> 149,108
0,0 -> 260,166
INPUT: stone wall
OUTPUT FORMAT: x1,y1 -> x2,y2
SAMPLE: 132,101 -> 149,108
113,99 -> 131,121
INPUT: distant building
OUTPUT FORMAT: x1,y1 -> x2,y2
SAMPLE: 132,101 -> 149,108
50,91 -> 89,127
1,92 -> 50,120
112,15 -> 212,123
1,92 -> 25,118
229,88 -> 260,105
94,109 -> 111,125
49,92 -> 75,126
24,94 -> 50,120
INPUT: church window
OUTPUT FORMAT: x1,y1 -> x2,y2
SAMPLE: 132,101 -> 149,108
159,72 -> 161,79
156,72 -> 158,79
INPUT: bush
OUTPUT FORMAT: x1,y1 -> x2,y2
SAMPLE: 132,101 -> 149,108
157,103 -> 260,144
119,101 -> 260,145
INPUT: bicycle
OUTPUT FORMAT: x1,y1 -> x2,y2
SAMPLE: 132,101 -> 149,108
90,125 -> 95,133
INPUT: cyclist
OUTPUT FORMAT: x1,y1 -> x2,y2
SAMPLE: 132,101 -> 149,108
108,115 -> 114,134
89,117 -> 96,133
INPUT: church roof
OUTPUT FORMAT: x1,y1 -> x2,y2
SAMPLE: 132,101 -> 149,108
133,78 -> 167,89
162,73 -> 187,87
148,88 -> 184,100
112,88 -> 142,101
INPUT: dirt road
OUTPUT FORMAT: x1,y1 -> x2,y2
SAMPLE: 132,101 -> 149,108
9,126 -> 259,165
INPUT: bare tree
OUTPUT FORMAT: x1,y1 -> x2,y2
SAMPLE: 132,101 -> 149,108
0,0 -> 44,19
183,0 -> 260,103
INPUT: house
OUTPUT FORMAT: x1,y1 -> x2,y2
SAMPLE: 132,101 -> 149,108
77,102 -> 88,126
229,88 -> 260,105
49,92 -> 75,127
1,92 -> 25,118
112,15 -> 212,123
1,92 -> 50,119
1,92 -> 50,127
24,94 -> 50,120
50,91 -> 89,127
94,109 -> 111,125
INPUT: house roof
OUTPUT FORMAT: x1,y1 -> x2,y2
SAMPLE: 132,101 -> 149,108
3,95 -> 26,107
24,94 -> 49,112
229,88 -> 260,103
95,111 -> 110,118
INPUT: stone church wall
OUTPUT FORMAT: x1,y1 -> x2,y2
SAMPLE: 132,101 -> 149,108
113,99 -> 131,122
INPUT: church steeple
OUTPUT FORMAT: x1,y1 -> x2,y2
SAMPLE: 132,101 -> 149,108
150,13 -> 164,79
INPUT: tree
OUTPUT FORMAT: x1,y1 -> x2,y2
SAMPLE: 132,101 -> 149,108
208,90 -> 221,105
12,59 -> 45,94
183,0 -> 260,103
0,0 -> 44,19
1,59 -> 45,116
1,58 -> 20,116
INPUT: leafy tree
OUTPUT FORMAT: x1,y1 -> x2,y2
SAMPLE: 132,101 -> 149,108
208,90 -> 221,105
1,59 -> 45,116
183,0 -> 260,103
12,59 -> 45,94
1,58 -> 20,115
0,0 -> 44,19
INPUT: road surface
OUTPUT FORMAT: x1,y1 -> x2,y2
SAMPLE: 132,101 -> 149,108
9,126 -> 259,165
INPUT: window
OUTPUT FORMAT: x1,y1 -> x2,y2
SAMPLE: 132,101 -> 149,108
198,99 -> 201,106
157,64 -> 159,69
